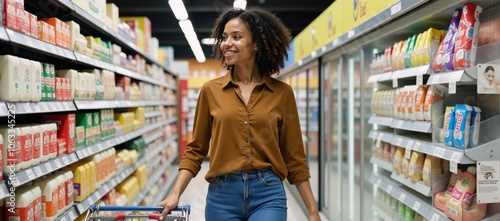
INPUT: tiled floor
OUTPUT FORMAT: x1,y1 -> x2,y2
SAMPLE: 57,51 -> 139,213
176,162 -> 308,221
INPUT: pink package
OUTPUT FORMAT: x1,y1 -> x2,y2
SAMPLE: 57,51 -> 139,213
440,9 -> 462,71
453,3 -> 482,70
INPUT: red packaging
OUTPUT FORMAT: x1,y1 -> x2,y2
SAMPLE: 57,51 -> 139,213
42,127 -> 50,159
55,77 -> 62,101
56,138 -> 66,157
42,114 -> 76,154
453,3 -> 482,70
65,78 -> 71,101
29,13 -> 38,38
3,0 -> 17,31
47,23 -> 55,45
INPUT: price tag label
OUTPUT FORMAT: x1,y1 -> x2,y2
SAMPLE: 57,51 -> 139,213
71,154 -> 78,162
6,29 -> 17,41
33,166 -> 43,177
62,157 -> 70,165
405,147 -> 412,159
413,201 -> 421,211
60,216 -> 68,221
417,74 -> 423,86
56,102 -> 63,110
391,1 -> 402,15
450,160 -> 458,174
397,120 -> 404,128
406,140 -> 415,149
386,185 -> 393,194
82,149 -> 89,157
25,169 -> 36,180
449,151 -> 461,174
33,104 -> 42,112
62,102 -> 70,110
45,163 -> 53,172
393,78 -> 398,88
77,204 -> 85,213
433,147 -> 445,158
396,138 -> 403,147
69,211 -> 77,220
431,213 -> 440,221
41,102 -> 49,111
399,193 -> 406,202
449,81 -> 457,94
413,142 -> 421,151
431,75 -> 441,84
23,103 -> 32,113
24,35 -> 34,47
348,30 -> 355,39
54,159 -> 62,168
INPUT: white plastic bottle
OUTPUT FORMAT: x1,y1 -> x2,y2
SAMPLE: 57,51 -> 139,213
31,60 -> 43,101
62,170 -> 75,210
34,176 -> 59,221
54,173 -> 66,216
0,55 -> 22,101
30,186 -> 42,221
0,128 -> 21,172
47,123 -> 58,159
6,186 -> 35,221
92,153 -> 102,188
30,125 -> 41,166
19,57 -> 33,102
39,124 -> 50,163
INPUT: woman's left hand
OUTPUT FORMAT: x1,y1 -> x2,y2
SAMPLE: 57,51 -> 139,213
309,211 -> 321,221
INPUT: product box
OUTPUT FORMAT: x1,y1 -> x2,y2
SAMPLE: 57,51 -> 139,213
65,21 -> 81,50
3,0 -> 17,31
19,10 -> 30,36
29,13 -> 38,38
76,113 -> 93,146
41,17 -> 69,49
106,3 -> 119,32
120,17 -> 151,53
42,114 -> 76,154
57,69 -> 78,100
37,21 -> 51,43
93,112 -> 101,143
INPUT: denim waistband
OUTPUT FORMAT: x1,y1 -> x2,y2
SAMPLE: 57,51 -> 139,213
221,168 -> 275,180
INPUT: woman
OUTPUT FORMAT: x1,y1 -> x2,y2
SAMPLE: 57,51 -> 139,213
158,7 -> 321,221
478,65 -> 500,93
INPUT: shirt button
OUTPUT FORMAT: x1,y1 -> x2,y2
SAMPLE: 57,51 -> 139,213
244,121 -> 248,125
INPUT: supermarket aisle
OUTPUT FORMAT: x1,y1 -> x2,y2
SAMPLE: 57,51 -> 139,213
175,162 -> 308,221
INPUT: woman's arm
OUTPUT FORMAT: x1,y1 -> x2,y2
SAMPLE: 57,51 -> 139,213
156,169 -> 193,220
295,179 -> 321,221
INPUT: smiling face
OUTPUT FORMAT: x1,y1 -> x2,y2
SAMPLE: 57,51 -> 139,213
220,18 -> 257,67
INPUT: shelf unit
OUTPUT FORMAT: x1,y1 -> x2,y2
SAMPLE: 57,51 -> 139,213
0,0 -> 180,220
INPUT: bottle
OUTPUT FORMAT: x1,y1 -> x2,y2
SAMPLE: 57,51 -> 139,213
434,169 -> 462,211
34,176 -> 59,221
0,55 -> 22,101
6,186 -> 34,221
19,57 -> 33,102
31,60 -> 43,101
445,166 -> 477,220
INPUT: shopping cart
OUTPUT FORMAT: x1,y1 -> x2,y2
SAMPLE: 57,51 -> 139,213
84,205 -> 190,221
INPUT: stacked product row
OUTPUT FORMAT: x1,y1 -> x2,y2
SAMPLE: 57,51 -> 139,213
438,104 -> 481,149
371,85 -> 446,121
0,55 -> 176,103
375,188 -> 427,221
370,3 -> 495,75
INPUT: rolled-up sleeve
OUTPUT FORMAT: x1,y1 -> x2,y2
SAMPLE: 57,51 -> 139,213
179,84 -> 212,177
279,88 -> 311,184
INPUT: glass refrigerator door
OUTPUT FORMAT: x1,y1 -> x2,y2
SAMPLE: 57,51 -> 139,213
307,67 -> 320,201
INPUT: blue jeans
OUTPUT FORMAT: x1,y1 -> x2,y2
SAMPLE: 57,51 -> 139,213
205,168 -> 287,221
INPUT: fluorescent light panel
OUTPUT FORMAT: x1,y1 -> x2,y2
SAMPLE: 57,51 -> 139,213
169,0 -> 188,20
234,0 -> 247,10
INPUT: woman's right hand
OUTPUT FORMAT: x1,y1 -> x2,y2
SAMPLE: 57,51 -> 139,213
156,194 -> 180,220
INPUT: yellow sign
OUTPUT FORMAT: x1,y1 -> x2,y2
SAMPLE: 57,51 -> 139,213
294,0 -> 400,62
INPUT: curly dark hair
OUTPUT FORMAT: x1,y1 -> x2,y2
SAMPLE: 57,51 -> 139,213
210,7 -> 292,76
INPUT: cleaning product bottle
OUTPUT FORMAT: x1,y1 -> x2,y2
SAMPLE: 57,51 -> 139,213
445,166 -> 477,220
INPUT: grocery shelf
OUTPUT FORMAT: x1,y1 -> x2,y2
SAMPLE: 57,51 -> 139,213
74,156 -> 148,214
131,151 -> 178,206
144,131 -> 163,145
372,204 -> 393,221
145,111 -> 163,119
367,71 -> 393,83
370,156 -> 394,172
391,65 -> 431,80
368,115 -> 394,127
390,172 -> 431,197
74,100 -> 176,110
114,66 -> 171,89
153,167 -> 179,204
73,52 -> 115,72
368,130 -> 394,144
55,207 -> 79,221
426,69 -> 477,85
0,181 -> 9,200
0,102 -> 8,117
0,27 -> 9,41
146,136 -> 177,162
390,119 -> 432,133
9,153 -> 79,188
7,101 -> 77,115
5,28 -> 75,60
76,120 -> 169,159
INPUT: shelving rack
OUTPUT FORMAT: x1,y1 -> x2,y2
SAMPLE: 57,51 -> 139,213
0,0 -> 179,220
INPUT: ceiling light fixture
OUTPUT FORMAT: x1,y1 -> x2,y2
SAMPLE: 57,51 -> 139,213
201,38 -> 216,45
233,0 -> 247,10
168,0 -> 188,20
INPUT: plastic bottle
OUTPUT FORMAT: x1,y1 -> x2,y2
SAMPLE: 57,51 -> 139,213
40,124 -> 51,162
445,166 -> 477,220
62,170 -> 75,210
92,153 -> 102,188
34,176 -> 59,221
30,125 -> 42,166
47,123 -> 58,159
0,55 -> 22,101
30,186 -> 42,221
53,173 -> 66,216
0,128 -> 22,172
19,57 -> 33,102
434,169 -> 463,211
20,126 -> 33,169
31,60 -> 43,102
6,186 -> 34,221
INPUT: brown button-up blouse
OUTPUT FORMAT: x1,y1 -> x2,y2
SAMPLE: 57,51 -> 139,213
179,71 -> 310,184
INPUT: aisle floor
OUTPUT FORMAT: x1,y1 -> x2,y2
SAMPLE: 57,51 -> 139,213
174,162 -> 308,221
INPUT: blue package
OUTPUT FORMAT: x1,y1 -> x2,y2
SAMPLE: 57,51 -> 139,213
453,104 -> 472,149
468,106 -> 481,148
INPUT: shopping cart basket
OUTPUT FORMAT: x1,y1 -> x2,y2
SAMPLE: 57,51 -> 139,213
84,205 -> 190,221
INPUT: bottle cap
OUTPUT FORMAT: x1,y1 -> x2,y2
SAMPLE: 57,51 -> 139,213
467,166 -> 476,175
